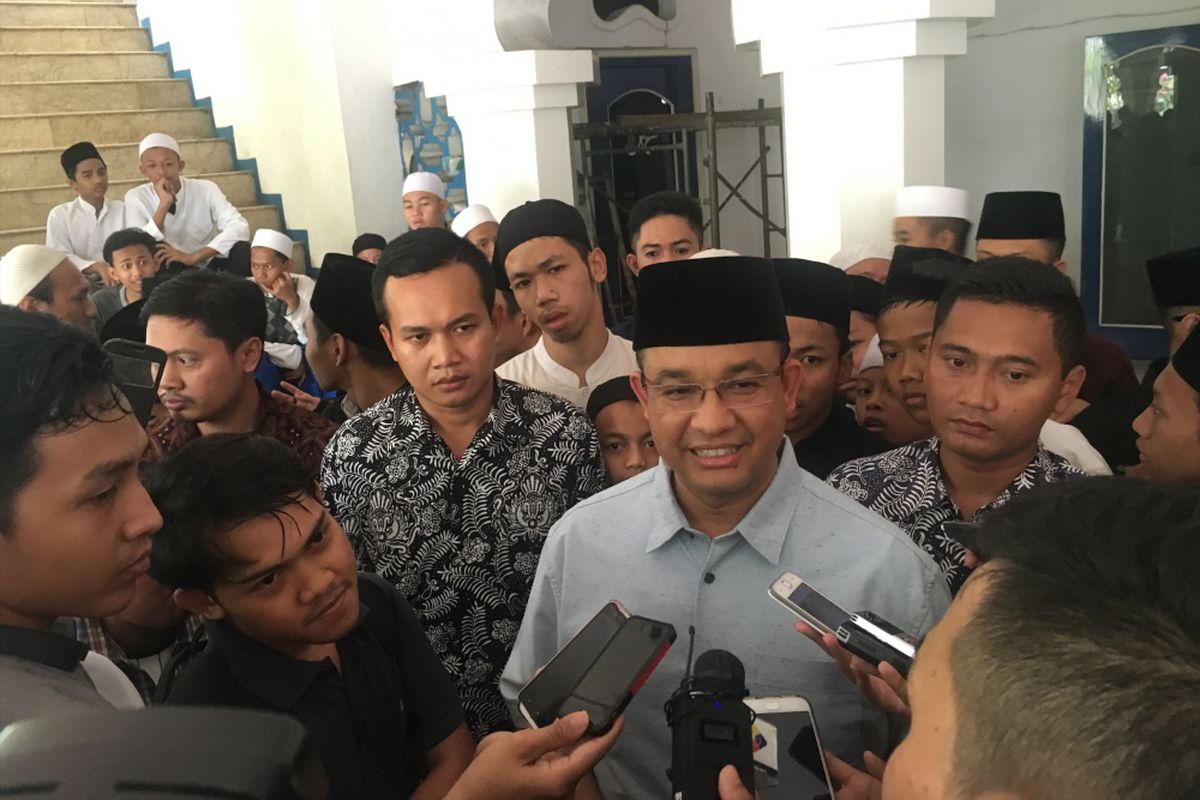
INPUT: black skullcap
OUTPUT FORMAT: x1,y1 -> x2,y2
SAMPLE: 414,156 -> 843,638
311,253 -> 387,352
849,274 -> 883,317
879,246 -> 973,310
976,191 -> 1066,241
586,375 -> 639,421
99,300 -> 146,344
771,258 -> 849,331
60,141 -> 103,179
492,199 -> 592,291
352,233 -> 387,256
633,256 -> 787,350
1171,325 -> 1200,394
1146,246 -> 1200,309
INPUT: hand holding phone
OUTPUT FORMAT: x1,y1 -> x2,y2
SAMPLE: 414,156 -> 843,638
768,573 -> 851,635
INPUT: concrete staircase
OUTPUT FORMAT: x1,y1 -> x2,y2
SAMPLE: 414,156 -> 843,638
0,0 -> 299,262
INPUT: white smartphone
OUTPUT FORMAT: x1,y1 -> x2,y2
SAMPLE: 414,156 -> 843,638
768,572 -> 852,635
746,696 -> 837,800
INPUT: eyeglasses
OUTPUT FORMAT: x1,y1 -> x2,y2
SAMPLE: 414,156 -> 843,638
644,368 -> 784,414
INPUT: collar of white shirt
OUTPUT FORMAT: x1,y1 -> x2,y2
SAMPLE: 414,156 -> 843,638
531,330 -> 626,389
72,195 -> 115,221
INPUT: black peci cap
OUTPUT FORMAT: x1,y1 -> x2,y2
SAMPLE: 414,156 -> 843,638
771,258 -> 850,331
311,253 -> 388,352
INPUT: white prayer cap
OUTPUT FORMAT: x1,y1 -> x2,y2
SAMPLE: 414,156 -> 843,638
859,334 -> 884,372
894,186 -> 969,220
829,243 -> 893,271
689,248 -> 741,260
251,229 -> 295,258
451,204 -> 497,237
1,244 -> 68,305
138,132 -> 180,157
403,172 -> 445,200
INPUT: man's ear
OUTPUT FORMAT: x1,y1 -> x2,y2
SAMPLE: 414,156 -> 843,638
236,337 -> 264,374
173,588 -> 225,621
588,247 -> 608,284
1052,259 -> 1069,274
330,332 -> 349,367
380,322 -> 401,365
177,158 -> 186,174
17,296 -> 46,314
630,371 -> 651,420
626,252 -> 641,277
1053,363 -> 1087,419
781,357 -> 804,417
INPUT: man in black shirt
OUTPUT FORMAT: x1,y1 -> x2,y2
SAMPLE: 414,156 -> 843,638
148,434 -> 473,799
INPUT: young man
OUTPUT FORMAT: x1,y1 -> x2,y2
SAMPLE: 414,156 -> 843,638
0,243 -> 96,330
1132,325 -> 1200,482
855,335 -> 933,446
304,252 -> 406,424
720,478 -> 1200,800
494,199 -> 637,408
248,228 -> 314,373
151,434 -> 473,798
892,185 -> 972,256
142,269 -> 335,478
773,258 -> 888,478
402,172 -> 448,230
321,228 -> 606,737
92,228 -> 160,330
123,133 -> 250,273
975,190 -> 1137,404
352,232 -> 387,265
0,308 -> 161,726
585,374 -> 658,484
839,273 -> 884,402
831,258 -> 1087,592
501,255 -> 950,799
829,242 -> 892,283
45,141 -> 124,288
451,204 -> 499,263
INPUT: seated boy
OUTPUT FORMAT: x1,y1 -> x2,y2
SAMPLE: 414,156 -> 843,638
92,228 -> 161,330
46,141 -> 126,290
248,228 -> 314,373
148,434 -> 472,799
585,375 -> 657,484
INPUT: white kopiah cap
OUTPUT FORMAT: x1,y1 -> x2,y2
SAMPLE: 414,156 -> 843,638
138,132 -> 181,157
859,334 -> 884,372
1,244 -> 67,305
451,204 -> 498,237
689,248 -> 742,259
403,171 -> 445,199
251,229 -> 295,258
829,243 -> 893,271
895,186 -> 969,220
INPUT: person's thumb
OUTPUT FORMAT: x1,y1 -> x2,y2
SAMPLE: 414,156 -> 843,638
515,711 -> 589,760
717,764 -> 754,800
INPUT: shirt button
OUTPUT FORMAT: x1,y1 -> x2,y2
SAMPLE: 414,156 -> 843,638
703,572 -> 716,584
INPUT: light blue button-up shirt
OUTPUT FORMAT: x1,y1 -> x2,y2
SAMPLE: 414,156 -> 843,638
500,439 -> 950,799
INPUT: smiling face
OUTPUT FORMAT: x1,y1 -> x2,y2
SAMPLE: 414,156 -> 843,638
109,243 -> 159,298
877,301 -> 936,425
1132,364 -> 1200,482
505,236 -> 606,345
403,191 -> 447,230
138,146 -> 184,193
70,157 -> 109,205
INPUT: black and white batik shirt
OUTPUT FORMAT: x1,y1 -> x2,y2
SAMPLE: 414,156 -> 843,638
828,437 -> 1081,593
320,380 -> 608,738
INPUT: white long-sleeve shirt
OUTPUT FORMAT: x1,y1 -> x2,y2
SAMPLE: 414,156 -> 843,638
44,196 -> 125,270
257,273 -> 316,371
123,177 -> 249,266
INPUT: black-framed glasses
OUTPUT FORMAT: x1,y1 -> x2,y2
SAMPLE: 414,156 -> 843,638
644,368 -> 784,414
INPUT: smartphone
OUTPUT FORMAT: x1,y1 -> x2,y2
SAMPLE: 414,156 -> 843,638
558,615 -> 676,735
941,520 -> 980,553
836,614 -> 916,678
519,601 -> 630,729
769,573 -> 852,635
746,696 -> 836,800
103,339 -> 167,426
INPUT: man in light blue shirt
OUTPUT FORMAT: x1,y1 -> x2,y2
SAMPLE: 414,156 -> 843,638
500,255 -> 950,799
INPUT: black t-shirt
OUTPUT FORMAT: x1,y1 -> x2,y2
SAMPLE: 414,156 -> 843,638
794,403 -> 891,479
165,573 -> 464,799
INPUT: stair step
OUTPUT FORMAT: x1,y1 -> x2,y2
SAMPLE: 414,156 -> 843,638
0,78 -> 193,114
0,137 -> 235,187
0,2 -> 138,27
0,25 -> 149,52
1,171 -> 260,229
0,106 -> 213,150
0,51 -> 168,81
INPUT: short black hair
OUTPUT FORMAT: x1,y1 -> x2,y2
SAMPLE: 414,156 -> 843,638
372,228 -> 495,324
951,478 -> 1200,800
497,288 -> 520,319
310,314 -> 396,369
934,257 -> 1085,375
0,307 -> 127,533
1041,237 -> 1066,262
147,434 -> 314,590
627,191 -> 704,247
141,270 -> 266,353
923,216 -> 973,255
103,228 -> 158,266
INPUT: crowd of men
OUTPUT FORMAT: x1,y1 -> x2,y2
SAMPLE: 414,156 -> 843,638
0,131 -> 1197,799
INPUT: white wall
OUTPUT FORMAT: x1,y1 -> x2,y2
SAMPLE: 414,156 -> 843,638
946,0 -> 1200,279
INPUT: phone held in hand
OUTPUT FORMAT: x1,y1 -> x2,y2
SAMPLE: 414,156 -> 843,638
836,614 -> 916,678
768,572 -> 852,636
746,696 -> 837,800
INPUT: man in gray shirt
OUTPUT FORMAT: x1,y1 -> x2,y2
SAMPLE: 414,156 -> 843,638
500,255 -> 950,799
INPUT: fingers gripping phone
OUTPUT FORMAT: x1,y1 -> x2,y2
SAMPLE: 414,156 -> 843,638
746,696 -> 837,800
768,573 -> 852,635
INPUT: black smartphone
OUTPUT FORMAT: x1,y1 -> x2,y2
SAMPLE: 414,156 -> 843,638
559,615 -> 677,735
836,614 -> 915,678
103,339 -> 167,426
941,520 -> 980,553
518,602 -> 630,729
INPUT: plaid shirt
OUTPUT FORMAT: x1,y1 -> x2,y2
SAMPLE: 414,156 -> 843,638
74,616 -> 205,704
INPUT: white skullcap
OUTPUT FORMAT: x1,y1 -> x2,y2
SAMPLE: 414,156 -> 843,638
829,243 -> 893,271
689,248 -> 741,260
451,204 -> 497,237
859,334 -> 884,372
895,186 -> 969,220
251,229 -> 294,258
138,132 -> 180,157
403,172 -> 445,200
1,244 -> 68,305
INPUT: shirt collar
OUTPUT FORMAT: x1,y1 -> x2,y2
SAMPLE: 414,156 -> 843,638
644,438 -> 802,565
531,331 -> 623,389
0,622 -> 88,672
72,195 -> 110,220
